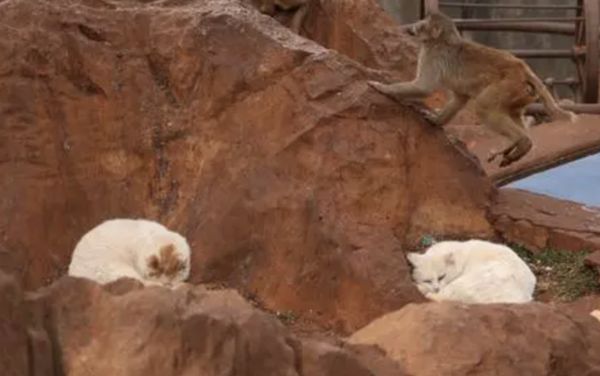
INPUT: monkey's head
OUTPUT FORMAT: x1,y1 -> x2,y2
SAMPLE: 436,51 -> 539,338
406,11 -> 460,44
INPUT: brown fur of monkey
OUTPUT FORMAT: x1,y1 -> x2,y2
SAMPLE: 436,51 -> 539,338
368,12 -> 577,168
258,0 -> 308,34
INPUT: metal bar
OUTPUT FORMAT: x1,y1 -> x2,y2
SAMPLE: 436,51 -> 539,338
455,21 -> 576,35
544,78 -> 580,85
510,49 -> 581,58
440,2 -> 582,10
582,0 -> 599,103
526,103 -> 600,115
455,17 -> 583,24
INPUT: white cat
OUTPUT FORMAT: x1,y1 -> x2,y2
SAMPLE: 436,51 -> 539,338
68,218 -> 191,287
591,310 -> 600,322
407,239 -> 536,304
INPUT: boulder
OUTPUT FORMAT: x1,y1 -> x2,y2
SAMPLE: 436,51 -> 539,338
300,339 -> 405,376
301,0 -> 417,74
0,272 -> 29,376
348,302 -> 600,376
492,188 -> 600,252
585,250 -> 600,277
26,276 -> 401,376
0,0 -> 493,332
559,295 -> 600,318
0,270 -> 55,376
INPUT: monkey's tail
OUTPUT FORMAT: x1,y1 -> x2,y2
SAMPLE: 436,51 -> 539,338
524,66 -> 577,123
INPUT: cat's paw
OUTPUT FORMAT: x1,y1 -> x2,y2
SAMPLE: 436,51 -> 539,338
425,292 -> 442,301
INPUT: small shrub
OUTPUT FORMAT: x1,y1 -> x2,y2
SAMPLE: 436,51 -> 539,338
511,244 -> 600,301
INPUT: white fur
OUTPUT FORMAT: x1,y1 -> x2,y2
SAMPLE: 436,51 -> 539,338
591,310 -> 600,322
68,218 -> 191,287
407,239 -> 536,304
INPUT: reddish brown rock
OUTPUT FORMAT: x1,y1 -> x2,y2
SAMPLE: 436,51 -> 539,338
559,295 -> 600,318
348,302 -> 600,376
0,272 -> 29,376
0,0 -> 493,333
26,276 -> 399,376
585,251 -> 600,283
585,250 -> 600,268
492,188 -> 600,252
0,270 -> 55,376
302,0 -> 417,75
300,339 -> 405,376
446,114 -> 600,185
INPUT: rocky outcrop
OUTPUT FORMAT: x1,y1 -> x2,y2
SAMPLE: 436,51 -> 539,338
492,188 -> 600,252
559,295 -> 600,318
0,0 -> 494,332
446,115 -> 600,186
0,272 -> 29,376
585,251 -> 600,281
301,0 -> 418,75
7,270 -> 600,376
348,302 -> 600,376
14,274 -> 401,376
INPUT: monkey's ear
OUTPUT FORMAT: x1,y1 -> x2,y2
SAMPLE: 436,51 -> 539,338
407,253 -> 421,266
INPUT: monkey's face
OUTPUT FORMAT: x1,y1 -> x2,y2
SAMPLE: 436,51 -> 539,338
406,19 -> 434,42
406,12 -> 459,43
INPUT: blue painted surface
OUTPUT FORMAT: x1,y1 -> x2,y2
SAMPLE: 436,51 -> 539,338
509,154 -> 600,207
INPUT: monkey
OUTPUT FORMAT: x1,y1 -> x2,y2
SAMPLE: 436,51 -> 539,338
258,0 -> 309,34
368,11 -> 577,168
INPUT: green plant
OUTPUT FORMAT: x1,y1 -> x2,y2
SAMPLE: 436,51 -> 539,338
511,244 -> 600,301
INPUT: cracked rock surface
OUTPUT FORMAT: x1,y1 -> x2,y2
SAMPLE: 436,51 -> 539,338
492,188 -> 600,252
349,301 -> 600,376
0,0 -> 493,332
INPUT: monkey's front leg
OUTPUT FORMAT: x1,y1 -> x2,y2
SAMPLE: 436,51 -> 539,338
368,79 -> 448,126
368,80 -> 433,101
425,291 -> 442,301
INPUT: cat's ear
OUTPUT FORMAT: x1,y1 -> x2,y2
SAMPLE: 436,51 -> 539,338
444,253 -> 455,266
407,253 -> 421,266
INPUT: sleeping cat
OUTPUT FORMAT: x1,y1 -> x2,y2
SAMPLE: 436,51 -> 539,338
407,239 -> 536,304
68,218 -> 191,288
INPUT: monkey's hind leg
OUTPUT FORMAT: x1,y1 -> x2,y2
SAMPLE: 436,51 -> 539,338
480,110 -> 533,167
487,137 -> 532,167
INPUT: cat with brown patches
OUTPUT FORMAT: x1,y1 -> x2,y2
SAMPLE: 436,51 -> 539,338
68,218 -> 190,288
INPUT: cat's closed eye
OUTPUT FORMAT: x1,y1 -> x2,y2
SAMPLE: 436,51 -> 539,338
423,279 -> 432,284
438,274 -> 446,281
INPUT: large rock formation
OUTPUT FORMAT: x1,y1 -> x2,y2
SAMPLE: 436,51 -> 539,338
0,0 -> 494,333
0,272 -> 29,376
349,302 -> 600,376
492,188 -> 600,252
11,273 -> 403,376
